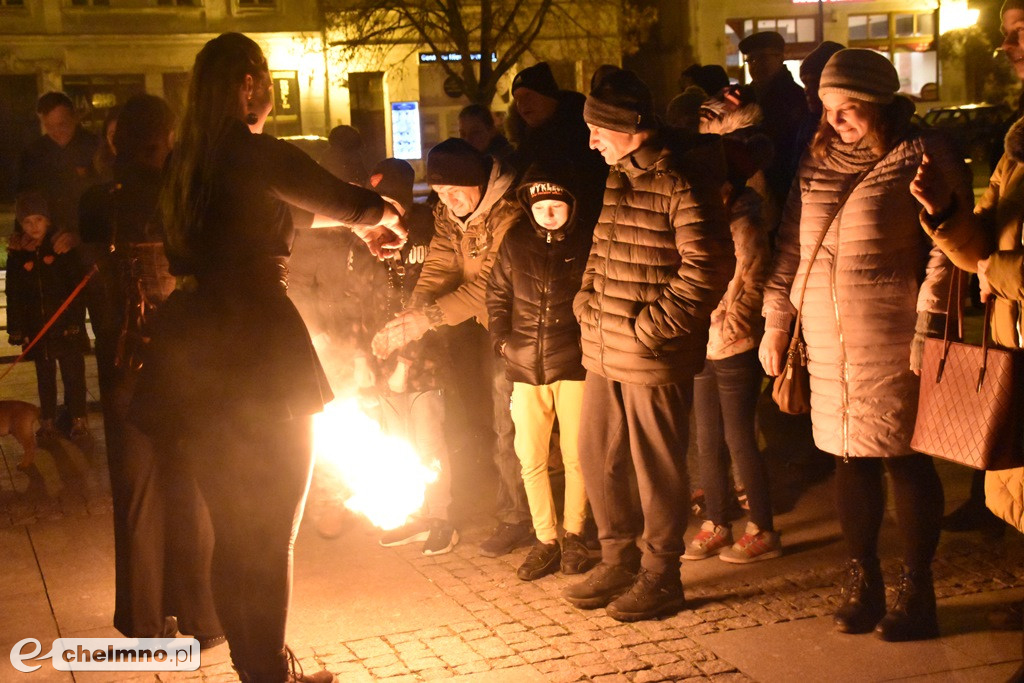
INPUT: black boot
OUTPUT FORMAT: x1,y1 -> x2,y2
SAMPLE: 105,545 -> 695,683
605,567 -> 686,622
875,567 -> 939,642
834,558 -> 886,634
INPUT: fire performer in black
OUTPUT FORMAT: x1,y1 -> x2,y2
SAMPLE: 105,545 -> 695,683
128,33 -> 405,683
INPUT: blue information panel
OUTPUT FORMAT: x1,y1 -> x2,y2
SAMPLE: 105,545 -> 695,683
391,101 -> 422,160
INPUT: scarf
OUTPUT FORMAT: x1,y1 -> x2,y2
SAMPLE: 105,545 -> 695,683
821,137 -> 885,174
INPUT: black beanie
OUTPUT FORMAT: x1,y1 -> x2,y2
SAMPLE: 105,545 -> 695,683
370,158 -> 415,210
694,65 -> 730,97
426,138 -> 491,187
800,41 -> 845,83
584,68 -> 655,134
15,191 -> 49,223
525,181 -> 571,205
512,63 -> 560,99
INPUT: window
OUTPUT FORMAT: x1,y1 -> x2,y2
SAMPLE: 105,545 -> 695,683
742,17 -> 817,45
726,15 -> 819,84
157,0 -> 200,5
69,0 -> 110,5
848,12 -> 938,98
237,0 -> 274,7
1,0 -> 26,7
62,74 -> 145,134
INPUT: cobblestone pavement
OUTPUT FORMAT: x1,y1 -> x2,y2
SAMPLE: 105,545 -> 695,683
1,357 -> 1021,681
156,518 -> 1022,683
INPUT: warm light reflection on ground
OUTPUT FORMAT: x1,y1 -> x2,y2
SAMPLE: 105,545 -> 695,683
312,398 -> 438,530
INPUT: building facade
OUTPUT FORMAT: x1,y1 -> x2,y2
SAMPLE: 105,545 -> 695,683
634,0 -> 978,109
0,0 -> 619,199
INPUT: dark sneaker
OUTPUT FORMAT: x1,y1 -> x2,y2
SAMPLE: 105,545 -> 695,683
683,520 -> 733,561
422,520 -> 459,556
479,521 -> 533,558
834,558 -> 886,634
517,541 -> 560,581
379,518 -> 430,547
606,568 -> 686,622
560,532 -> 597,575
563,562 -> 637,609
875,567 -> 939,642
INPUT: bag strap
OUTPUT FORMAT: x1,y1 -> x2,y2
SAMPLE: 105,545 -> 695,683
785,164 -> 876,355
936,266 -> 995,390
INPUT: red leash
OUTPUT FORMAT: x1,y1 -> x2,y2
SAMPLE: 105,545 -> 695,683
0,264 -> 98,385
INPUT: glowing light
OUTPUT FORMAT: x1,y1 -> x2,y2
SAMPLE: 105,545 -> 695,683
941,2 -> 980,34
313,399 -> 438,530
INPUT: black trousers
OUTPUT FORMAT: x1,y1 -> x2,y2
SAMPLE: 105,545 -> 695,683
188,415 -> 314,680
102,351 -> 220,639
34,351 -> 86,420
578,372 -> 693,573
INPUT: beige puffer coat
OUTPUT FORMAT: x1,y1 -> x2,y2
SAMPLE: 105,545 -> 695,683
762,130 -> 962,458
411,160 -> 519,328
699,104 -> 772,360
573,131 -> 734,385
986,468 -> 1024,534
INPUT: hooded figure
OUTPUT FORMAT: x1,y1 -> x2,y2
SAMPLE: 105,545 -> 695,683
488,160 -> 592,385
486,159 -> 596,582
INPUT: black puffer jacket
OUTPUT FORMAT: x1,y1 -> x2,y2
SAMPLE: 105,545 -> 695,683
487,163 -> 592,385
573,130 -> 734,385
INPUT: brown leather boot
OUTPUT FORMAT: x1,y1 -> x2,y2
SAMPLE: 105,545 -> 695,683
875,567 -> 939,642
834,558 -> 886,634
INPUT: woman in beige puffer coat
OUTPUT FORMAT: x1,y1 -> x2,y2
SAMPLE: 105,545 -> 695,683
760,49 -> 970,644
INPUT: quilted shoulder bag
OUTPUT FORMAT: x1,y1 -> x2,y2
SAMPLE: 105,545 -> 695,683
910,271 -> 1024,470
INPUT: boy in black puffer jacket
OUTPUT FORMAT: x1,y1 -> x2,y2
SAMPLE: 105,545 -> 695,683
486,161 -> 596,581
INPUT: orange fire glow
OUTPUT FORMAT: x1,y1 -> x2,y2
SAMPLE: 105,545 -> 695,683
312,399 -> 439,530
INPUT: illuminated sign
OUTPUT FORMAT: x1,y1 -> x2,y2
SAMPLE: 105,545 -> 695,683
391,101 -> 422,160
418,52 -> 498,64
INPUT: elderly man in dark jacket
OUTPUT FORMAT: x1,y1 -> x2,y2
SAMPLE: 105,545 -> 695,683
564,68 -> 734,622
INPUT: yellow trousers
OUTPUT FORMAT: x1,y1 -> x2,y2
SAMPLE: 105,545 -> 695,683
510,380 -> 587,543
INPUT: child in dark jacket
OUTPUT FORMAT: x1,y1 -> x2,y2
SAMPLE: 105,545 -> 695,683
6,191 -> 90,441
486,162 -> 596,581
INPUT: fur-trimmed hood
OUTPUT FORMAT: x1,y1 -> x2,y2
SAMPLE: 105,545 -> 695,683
699,102 -> 764,137
1005,115 -> 1024,164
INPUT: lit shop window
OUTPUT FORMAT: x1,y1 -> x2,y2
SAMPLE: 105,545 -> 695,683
848,12 -> 938,98
724,17 -> 818,84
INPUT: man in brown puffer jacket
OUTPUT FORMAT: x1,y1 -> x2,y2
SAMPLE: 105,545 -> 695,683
563,68 -> 735,622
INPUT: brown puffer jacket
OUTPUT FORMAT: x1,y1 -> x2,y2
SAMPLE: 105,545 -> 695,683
411,160 -> 519,328
762,130 -> 964,459
573,131 -> 734,385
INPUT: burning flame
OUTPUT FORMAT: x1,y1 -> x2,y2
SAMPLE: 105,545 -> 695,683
313,399 -> 439,530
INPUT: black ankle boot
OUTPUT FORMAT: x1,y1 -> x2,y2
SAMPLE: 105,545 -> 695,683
875,566 -> 939,642
834,558 -> 886,634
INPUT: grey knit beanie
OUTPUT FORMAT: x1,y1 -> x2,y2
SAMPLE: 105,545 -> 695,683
818,48 -> 900,104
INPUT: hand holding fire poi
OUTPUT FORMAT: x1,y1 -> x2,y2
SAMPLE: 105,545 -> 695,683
371,309 -> 431,359
352,200 -> 408,260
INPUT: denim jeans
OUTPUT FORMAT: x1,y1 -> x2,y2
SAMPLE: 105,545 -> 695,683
692,349 -> 773,531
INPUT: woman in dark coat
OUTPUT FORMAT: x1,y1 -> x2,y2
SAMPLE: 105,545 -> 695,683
129,33 -> 403,683
79,94 -> 223,643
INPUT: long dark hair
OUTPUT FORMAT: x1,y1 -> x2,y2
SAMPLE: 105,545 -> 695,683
809,96 -> 914,162
162,32 -> 267,266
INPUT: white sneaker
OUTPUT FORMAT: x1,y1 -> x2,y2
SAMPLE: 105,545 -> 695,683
719,522 -> 782,564
683,520 -> 733,561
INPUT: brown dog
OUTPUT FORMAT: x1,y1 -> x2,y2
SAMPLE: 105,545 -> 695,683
0,400 -> 41,469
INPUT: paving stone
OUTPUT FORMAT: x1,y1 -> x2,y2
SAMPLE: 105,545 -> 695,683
418,667 -> 454,679
509,637 -> 548,653
453,660 -> 491,675
362,653 -> 400,669
641,652 -> 681,666
369,663 -> 411,678
468,637 -> 516,659
402,656 -> 446,672
696,658 -> 739,675
520,649 -> 564,666
346,636 -> 393,658
491,654 -> 527,668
